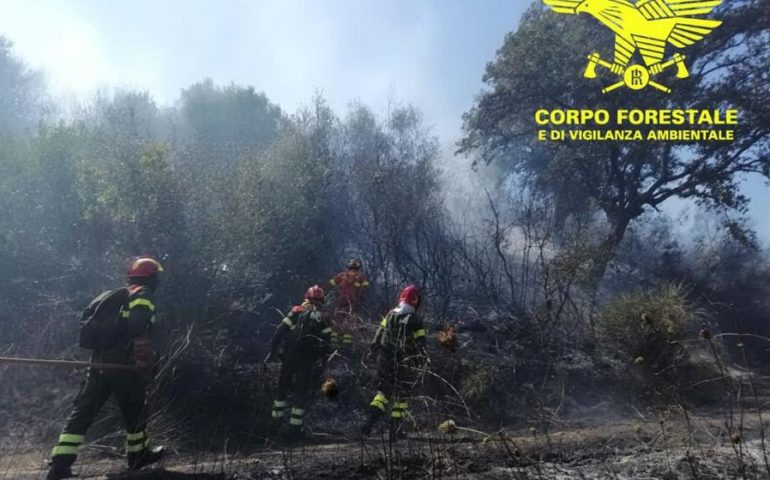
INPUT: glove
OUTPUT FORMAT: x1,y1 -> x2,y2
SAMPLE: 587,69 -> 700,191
133,337 -> 153,369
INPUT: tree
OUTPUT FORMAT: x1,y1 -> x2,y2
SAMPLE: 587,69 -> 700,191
172,80 -> 285,305
0,37 -> 45,134
459,1 -> 770,285
178,78 -> 283,157
220,98 -> 342,308
340,103 -> 444,311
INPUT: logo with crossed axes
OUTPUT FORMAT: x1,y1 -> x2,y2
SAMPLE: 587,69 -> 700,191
542,0 -> 723,93
584,51 -> 689,93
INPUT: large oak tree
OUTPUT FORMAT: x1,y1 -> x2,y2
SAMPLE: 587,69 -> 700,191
459,1 -> 770,284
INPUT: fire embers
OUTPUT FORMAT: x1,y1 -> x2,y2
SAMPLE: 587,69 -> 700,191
321,377 -> 339,399
437,326 -> 458,352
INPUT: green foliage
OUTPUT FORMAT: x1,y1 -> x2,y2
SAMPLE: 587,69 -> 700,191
0,55 -> 447,340
596,283 -> 698,397
180,78 -> 283,152
0,36 -> 45,133
460,2 -> 770,283
0,24 -> 766,441
594,282 -> 743,403
0,63 -> 451,439
597,283 -> 695,356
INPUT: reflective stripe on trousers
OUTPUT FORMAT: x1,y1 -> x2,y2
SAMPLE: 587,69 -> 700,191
126,430 -> 147,453
391,400 -> 408,419
272,399 -> 287,418
51,433 -> 85,457
289,407 -> 305,426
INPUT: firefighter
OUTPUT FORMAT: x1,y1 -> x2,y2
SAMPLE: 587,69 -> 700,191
361,285 -> 427,438
266,285 -> 334,439
46,257 -> 165,480
328,258 -> 370,347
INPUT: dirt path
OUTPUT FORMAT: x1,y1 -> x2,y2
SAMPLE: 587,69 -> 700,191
4,412 -> 770,479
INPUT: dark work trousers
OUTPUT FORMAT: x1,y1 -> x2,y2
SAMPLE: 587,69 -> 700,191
369,350 -> 418,420
271,354 -> 318,429
50,366 -> 148,468
377,351 -> 418,398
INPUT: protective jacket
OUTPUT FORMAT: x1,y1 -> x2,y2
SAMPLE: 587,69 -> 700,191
329,269 -> 369,311
50,283 -> 158,471
270,301 -> 334,430
270,301 -> 333,361
372,303 -> 427,358
88,284 -> 156,364
367,302 -> 427,422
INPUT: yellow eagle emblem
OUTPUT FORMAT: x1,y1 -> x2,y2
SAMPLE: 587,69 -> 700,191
542,0 -> 722,93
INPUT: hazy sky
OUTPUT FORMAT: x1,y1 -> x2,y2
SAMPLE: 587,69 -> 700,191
0,0 -> 767,242
0,0 -> 523,141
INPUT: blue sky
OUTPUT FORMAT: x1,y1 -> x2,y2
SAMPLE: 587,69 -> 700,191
0,0 -> 767,242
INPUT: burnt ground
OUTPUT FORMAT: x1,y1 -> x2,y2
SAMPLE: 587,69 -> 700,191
4,407 -> 770,480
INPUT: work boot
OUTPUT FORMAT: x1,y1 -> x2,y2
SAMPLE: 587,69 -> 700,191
127,446 -> 165,471
45,462 -> 74,480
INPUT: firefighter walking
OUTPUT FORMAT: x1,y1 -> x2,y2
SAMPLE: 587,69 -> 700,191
46,257 -> 165,480
266,285 -> 334,439
361,285 -> 427,438
328,258 -> 370,348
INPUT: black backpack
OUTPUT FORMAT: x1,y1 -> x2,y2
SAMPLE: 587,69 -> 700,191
79,288 -> 130,349
287,309 -> 326,354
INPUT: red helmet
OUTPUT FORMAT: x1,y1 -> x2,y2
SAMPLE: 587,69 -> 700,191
305,285 -> 325,304
347,258 -> 362,270
127,256 -> 164,278
398,285 -> 421,309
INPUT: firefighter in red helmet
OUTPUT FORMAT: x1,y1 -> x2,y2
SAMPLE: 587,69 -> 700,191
328,258 -> 370,347
361,285 -> 428,439
46,256 -> 165,480
266,285 -> 334,439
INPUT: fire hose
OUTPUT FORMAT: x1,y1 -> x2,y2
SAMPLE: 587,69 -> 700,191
0,356 -> 137,371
